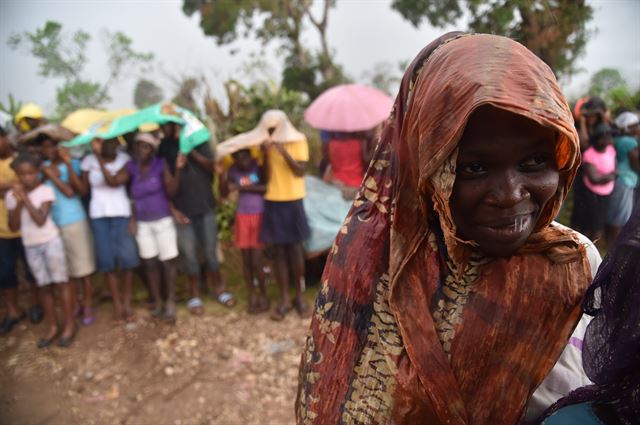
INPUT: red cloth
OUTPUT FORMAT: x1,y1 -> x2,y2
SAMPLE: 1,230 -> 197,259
328,138 -> 364,187
234,213 -> 263,249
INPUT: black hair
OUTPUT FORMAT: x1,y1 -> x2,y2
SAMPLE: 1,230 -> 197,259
11,152 -> 41,170
590,122 -> 612,144
231,148 -> 251,159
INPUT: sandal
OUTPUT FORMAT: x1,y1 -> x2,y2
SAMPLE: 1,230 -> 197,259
0,312 -> 26,335
82,308 -> 96,326
270,304 -> 291,322
187,297 -> 204,316
216,291 -> 236,308
293,299 -> 312,318
58,325 -> 78,348
37,328 -> 60,349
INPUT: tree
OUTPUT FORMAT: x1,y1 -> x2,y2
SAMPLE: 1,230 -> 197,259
182,0 -> 346,99
133,79 -> 164,108
391,0 -> 593,78
588,68 -> 635,113
9,21 -> 153,118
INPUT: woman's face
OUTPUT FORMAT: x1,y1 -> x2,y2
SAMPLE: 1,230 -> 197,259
135,141 -> 154,163
450,106 -> 560,257
101,139 -> 119,160
40,138 -> 58,161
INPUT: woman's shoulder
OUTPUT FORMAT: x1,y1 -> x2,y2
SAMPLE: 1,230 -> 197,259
550,221 -> 602,278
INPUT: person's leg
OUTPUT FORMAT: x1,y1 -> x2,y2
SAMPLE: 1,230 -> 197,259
241,248 -> 257,313
162,258 -> 178,323
143,258 -> 163,317
104,271 -> 123,322
92,218 -> 121,320
58,281 -> 75,340
200,211 -> 234,306
176,219 -> 203,315
287,242 -> 310,316
80,275 -> 95,325
38,285 -> 59,346
122,269 -> 135,321
271,244 -> 291,319
0,238 -> 23,322
251,248 -> 269,312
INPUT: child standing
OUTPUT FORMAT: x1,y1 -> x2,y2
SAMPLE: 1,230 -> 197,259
580,123 -> 617,243
220,149 -> 268,314
40,137 -> 97,326
123,133 -> 179,323
80,139 -> 139,323
6,153 -> 76,347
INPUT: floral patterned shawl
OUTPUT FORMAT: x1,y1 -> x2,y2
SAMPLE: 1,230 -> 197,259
296,33 -> 593,425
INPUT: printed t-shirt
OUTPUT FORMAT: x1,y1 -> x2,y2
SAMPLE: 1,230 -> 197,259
613,135 -> 638,188
80,152 -> 132,218
265,140 -> 308,202
0,157 -> 20,238
44,159 -> 86,227
328,138 -> 364,187
228,162 -> 264,214
582,145 -> 616,196
159,139 -> 215,218
126,157 -> 171,221
5,184 -> 58,246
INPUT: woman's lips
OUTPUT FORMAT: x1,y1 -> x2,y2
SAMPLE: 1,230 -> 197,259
479,214 -> 534,242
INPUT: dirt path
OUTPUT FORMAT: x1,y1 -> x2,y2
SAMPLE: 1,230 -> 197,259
0,303 -> 311,425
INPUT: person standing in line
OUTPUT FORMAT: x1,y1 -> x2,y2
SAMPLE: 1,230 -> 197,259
0,124 -> 42,335
79,138 -> 139,323
40,136 -> 97,326
122,132 -> 180,324
258,111 -> 311,321
6,153 -> 75,347
606,111 -> 639,244
158,122 -> 235,315
219,148 -> 269,314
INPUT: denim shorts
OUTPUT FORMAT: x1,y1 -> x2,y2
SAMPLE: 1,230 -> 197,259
91,217 -> 140,272
176,210 -> 219,276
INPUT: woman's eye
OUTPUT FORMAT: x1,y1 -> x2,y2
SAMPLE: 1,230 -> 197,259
458,162 -> 487,176
520,154 -> 550,170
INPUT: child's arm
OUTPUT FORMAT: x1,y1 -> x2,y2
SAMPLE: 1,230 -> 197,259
92,140 -> 129,187
629,147 -> 640,173
164,154 -> 187,199
7,189 -> 22,232
21,194 -> 53,227
41,163 -> 75,197
271,143 -> 306,177
60,148 -> 85,194
583,163 -> 616,185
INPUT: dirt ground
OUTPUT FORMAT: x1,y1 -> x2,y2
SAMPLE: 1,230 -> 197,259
0,246 -> 317,425
0,301 -> 311,425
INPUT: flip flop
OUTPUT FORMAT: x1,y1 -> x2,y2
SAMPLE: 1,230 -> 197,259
187,297 -> 204,316
270,304 -> 291,322
82,308 -> 96,326
0,312 -> 26,335
37,329 -> 60,349
216,292 -> 236,308
58,325 -> 78,348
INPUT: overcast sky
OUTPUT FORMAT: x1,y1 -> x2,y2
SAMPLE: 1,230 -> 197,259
1,0 -> 639,116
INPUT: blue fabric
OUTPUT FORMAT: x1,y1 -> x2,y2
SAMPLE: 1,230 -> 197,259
44,159 -> 86,227
614,135 -> 638,188
302,176 -> 352,253
90,217 -> 139,272
175,211 -> 219,275
543,403 -> 605,425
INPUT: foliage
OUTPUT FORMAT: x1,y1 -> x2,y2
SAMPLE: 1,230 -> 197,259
133,79 -> 164,108
391,0 -> 593,78
0,94 -> 23,118
8,21 -> 153,118
182,0 -> 346,99
588,68 -> 637,114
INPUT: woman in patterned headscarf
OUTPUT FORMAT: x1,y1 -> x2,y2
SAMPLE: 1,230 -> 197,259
296,32 -> 599,425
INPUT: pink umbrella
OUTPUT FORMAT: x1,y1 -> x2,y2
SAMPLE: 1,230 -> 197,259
304,84 -> 394,132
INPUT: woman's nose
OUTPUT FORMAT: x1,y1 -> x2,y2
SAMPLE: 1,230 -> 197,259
485,170 -> 530,208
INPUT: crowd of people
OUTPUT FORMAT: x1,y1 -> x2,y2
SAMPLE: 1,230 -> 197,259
0,105 -> 314,348
1,30 -> 639,425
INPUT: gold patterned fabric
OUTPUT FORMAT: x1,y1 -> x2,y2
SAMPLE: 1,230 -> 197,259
296,32 -> 592,425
